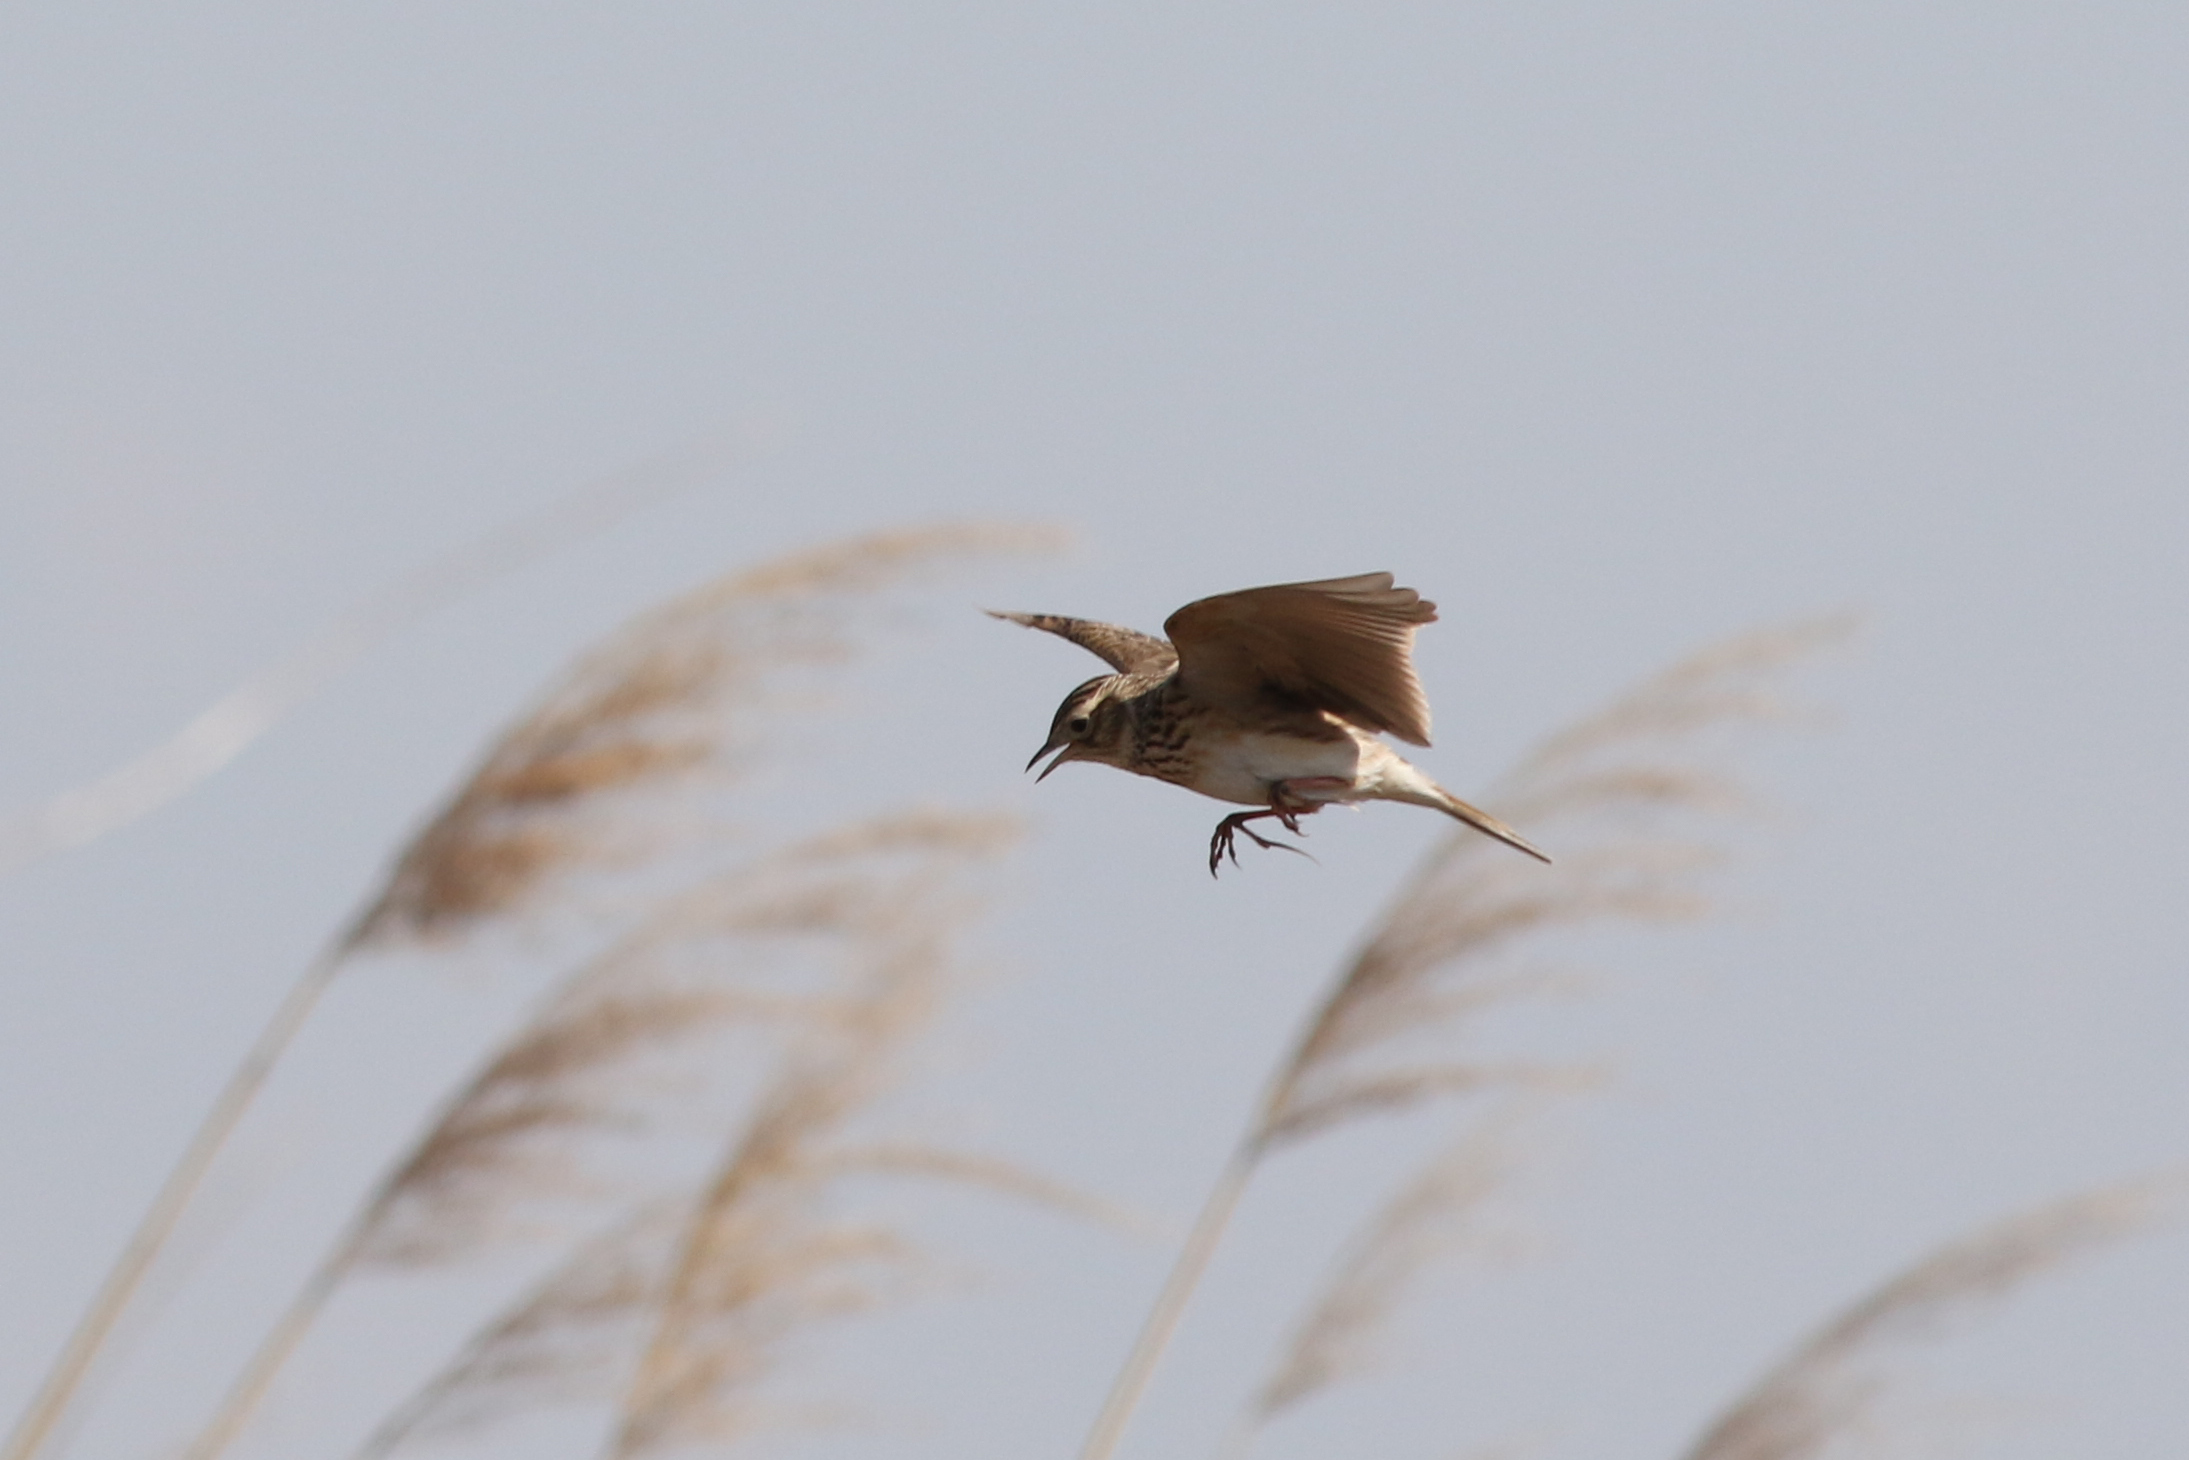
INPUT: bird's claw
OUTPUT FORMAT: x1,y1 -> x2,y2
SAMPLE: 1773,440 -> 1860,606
1207,810 -> 1314,877
1205,782 -> 1335,876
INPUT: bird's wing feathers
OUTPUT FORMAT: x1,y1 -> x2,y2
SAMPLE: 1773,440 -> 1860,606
1162,572 -> 1439,745
986,610 -> 1178,674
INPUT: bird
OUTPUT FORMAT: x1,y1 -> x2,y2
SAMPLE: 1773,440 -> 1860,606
989,572 -> 1550,875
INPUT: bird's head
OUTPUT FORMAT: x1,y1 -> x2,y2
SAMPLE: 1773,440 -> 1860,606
1026,675 -> 1133,780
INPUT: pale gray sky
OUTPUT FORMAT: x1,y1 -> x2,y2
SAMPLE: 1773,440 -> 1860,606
3,5 -> 2187,1459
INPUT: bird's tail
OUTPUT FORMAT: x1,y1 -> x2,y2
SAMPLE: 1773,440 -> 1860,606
1424,785 -> 1552,864
1359,744 -> 1552,863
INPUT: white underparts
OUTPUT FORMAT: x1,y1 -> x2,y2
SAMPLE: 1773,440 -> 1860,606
1187,724 -> 1450,811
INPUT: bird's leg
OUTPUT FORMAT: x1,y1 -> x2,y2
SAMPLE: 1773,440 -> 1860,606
1266,777 -> 1346,834
1206,781 -> 1340,876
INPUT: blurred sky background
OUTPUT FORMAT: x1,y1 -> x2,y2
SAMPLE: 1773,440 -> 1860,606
3,5 -> 2187,1458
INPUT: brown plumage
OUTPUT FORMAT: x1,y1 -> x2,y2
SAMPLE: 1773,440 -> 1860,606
990,573 -> 1549,874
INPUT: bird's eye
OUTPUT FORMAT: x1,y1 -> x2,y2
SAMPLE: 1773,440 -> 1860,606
1068,715 -> 1091,734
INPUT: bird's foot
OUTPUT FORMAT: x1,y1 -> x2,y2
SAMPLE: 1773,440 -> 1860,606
1208,810 -> 1315,877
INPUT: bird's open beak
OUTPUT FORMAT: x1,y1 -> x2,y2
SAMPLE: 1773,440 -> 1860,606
1026,739 -> 1076,780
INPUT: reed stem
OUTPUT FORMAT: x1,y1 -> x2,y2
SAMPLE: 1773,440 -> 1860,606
1,948 -> 345,1460
180,1216 -> 367,1460
1075,1139 -> 1263,1460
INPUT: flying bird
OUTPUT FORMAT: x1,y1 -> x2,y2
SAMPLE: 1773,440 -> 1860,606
990,573 -> 1550,875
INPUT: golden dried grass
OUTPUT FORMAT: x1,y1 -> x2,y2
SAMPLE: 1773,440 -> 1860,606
1681,1175 -> 2184,1460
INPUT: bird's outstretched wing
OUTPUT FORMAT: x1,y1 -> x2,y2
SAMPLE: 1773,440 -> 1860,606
986,610 -> 1178,674
1163,573 -> 1438,745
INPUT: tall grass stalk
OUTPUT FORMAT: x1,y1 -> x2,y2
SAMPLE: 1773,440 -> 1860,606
0,947 -> 343,1460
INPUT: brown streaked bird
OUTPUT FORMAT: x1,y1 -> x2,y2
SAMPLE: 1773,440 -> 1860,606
990,573 -> 1551,875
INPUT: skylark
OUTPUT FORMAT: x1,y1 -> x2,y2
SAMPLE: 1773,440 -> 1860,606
991,572 -> 1550,874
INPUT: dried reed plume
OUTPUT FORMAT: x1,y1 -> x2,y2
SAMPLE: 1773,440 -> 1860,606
352,809 -> 1084,1459
607,948 -> 944,1457
1079,620 -> 1848,1460
1262,619 -> 1847,1147
182,808 -> 1026,1460
1260,1111 -> 1532,1418
1680,1173 -> 2185,1460
1243,1120 -> 1526,1436
348,522 -> 1061,945
360,809 -> 1025,1272
4,524 -> 1056,1460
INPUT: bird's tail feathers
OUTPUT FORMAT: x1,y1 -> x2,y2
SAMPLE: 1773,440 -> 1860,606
1425,786 -> 1552,864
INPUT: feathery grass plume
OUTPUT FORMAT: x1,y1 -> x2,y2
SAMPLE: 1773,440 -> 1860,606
1681,1173 -> 2186,1460
350,807 -> 1082,1460
2,524 -> 1056,1460
347,522 -> 1062,946
1244,1118 -> 1528,1432
1260,619 -> 1848,1146
181,809 -> 1023,1460
360,809 -> 1027,1270
1078,620 -> 1847,1460
356,1206 -> 688,1458
606,981 -> 943,1457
